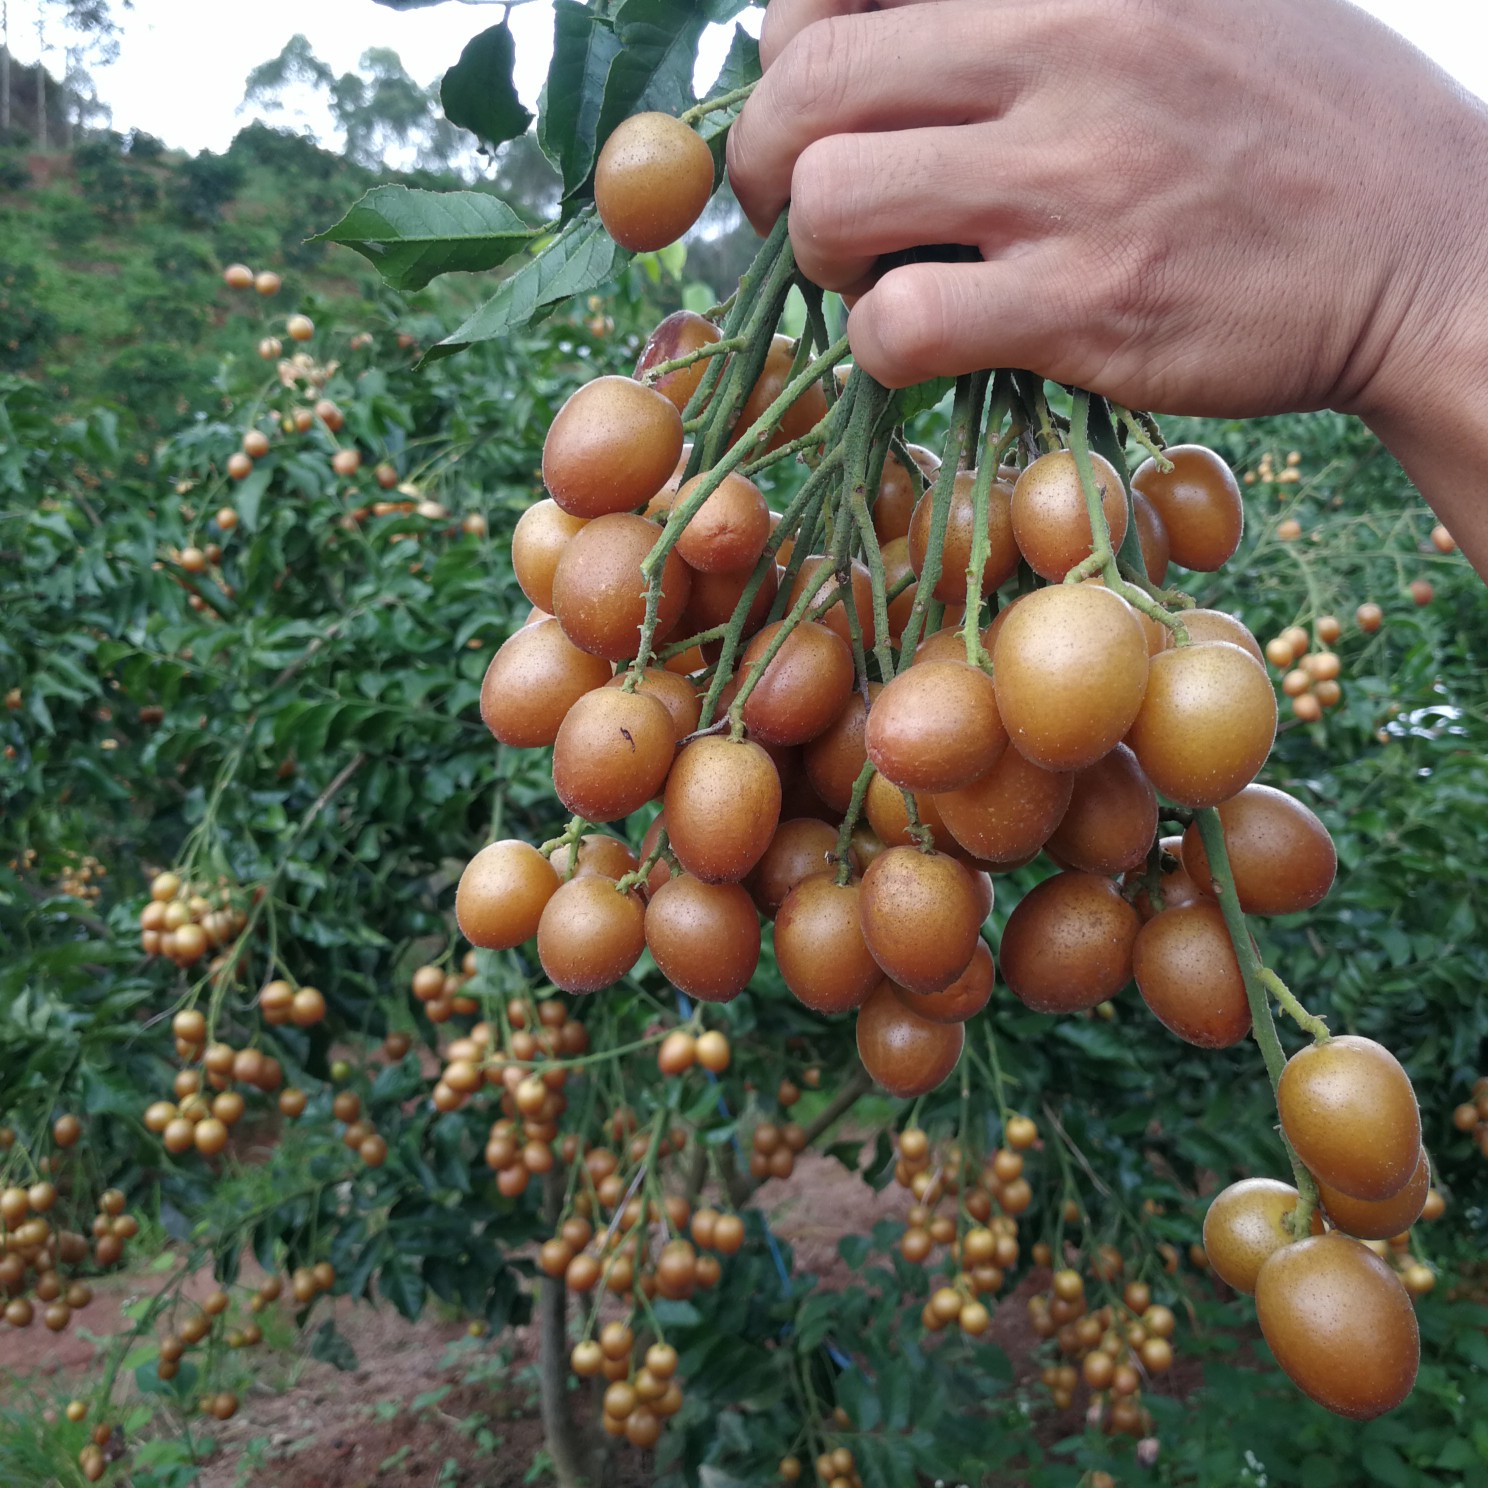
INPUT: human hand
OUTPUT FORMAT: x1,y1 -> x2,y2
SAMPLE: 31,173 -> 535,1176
727,0 -> 1488,432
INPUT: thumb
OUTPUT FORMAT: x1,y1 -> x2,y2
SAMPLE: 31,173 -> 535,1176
847,256 -> 1097,392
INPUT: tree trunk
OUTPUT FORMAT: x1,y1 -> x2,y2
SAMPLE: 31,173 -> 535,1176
2,4 -> 11,135
537,1171 -> 604,1488
61,48 -> 72,151
34,23 -> 45,152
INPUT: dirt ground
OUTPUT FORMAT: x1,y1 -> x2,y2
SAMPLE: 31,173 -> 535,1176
1,1147 -> 1197,1487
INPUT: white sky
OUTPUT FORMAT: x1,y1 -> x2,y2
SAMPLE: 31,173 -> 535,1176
3,0 -> 1485,157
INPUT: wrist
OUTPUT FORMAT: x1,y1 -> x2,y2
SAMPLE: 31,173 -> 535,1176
1340,95 -> 1488,576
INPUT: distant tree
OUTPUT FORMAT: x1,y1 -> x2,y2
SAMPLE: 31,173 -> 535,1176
242,35 -> 478,176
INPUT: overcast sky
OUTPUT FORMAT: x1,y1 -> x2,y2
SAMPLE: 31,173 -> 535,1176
4,0 -> 1486,156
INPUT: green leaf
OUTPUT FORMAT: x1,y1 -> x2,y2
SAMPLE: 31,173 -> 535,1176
379,1257 -> 427,1319
539,0 -> 709,204
588,0 -> 709,199
537,0 -> 622,196
441,24 -> 534,154
698,24 -> 761,173
311,187 -> 541,292
425,210 -> 629,361
309,1319 -> 359,1371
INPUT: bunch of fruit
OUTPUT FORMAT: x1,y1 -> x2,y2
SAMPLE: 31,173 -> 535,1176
434,93 -> 1437,1426
571,1325 -> 686,1448
1263,620 -> 1345,722
0,1118 -> 140,1338
892,1123 -> 1035,1327
1029,1269 -> 1177,1434
140,1005 -> 310,1159
1242,448 -> 1304,489
136,869 -> 250,967
57,853 -> 107,902
410,951 -> 482,1023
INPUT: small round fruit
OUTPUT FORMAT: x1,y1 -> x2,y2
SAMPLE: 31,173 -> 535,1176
254,269 -> 281,295
856,980 -> 965,1098
934,745 -> 1074,865
891,939 -> 994,1024
865,660 -> 1007,793
537,876 -> 645,993
594,112 -> 714,252
457,840 -> 560,950
1277,1035 -> 1421,1201
1010,449 -> 1129,580
1181,609 -> 1265,665
552,687 -> 675,822
286,314 -> 314,341
665,736 -> 780,883
512,500 -> 588,613
480,619 -> 613,749
1409,578 -> 1433,606
1202,1178 -> 1312,1294
1126,642 -> 1276,809
1318,1148 -> 1431,1241
674,470 -> 770,574
1131,489 -> 1171,585
999,872 -> 1141,1015
1132,445 -> 1244,571
739,620 -> 853,746
1254,1232 -> 1418,1420
644,876 -> 760,1002
992,583 -> 1149,771
1180,785 -> 1336,915
1044,743 -> 1157,876
550,513 -> 692,661
1132,903 -> 1250,1048
774,875 -> 883,1013
859,848 -> 983,994
543,376 -> 684,519
635,310 -> 723,413
908,468 -> 1019,599
1356,601 -> 1384,633
746,817 -> 843,918
223,262 -> 253,288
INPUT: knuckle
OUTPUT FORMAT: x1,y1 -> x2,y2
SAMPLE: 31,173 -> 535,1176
857,270 -> 946,383
789,137 -> 852,245
773,17 -> 857,133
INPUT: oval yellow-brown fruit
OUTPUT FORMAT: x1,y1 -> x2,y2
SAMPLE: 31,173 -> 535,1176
1277,1035 -> 1421,1201
1203,1177 -> 1315,1295
456,841 -> 559,950
1317,1148 -> 1431,1241
1254,1232 -> 1419,1420
999,872 -> 1140,1015
1181,785 -> 1336,915
855,980 -> 965,1098
1125,642 -> 1275,809
865,660 -> 1008,794
1132,902 -> 1250,1048
992,583 -> 1149,772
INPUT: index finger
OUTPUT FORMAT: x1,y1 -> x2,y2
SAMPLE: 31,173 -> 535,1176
759,0 -> 927,69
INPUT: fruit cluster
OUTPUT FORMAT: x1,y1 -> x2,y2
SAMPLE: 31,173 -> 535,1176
441,97 -> 1435,1428
0,1118 -> 138,1339
571,1325 -> 686,1449
1263,620 -> 1345,722
1029,1269 -> 1176,1435
136,869 -> 249,967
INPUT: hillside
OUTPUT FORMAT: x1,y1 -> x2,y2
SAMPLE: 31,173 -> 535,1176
0,121 -> 472,431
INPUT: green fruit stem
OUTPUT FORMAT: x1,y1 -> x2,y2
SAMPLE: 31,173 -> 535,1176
896,372 -> 992,668
1195,807 -> 1323,1234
